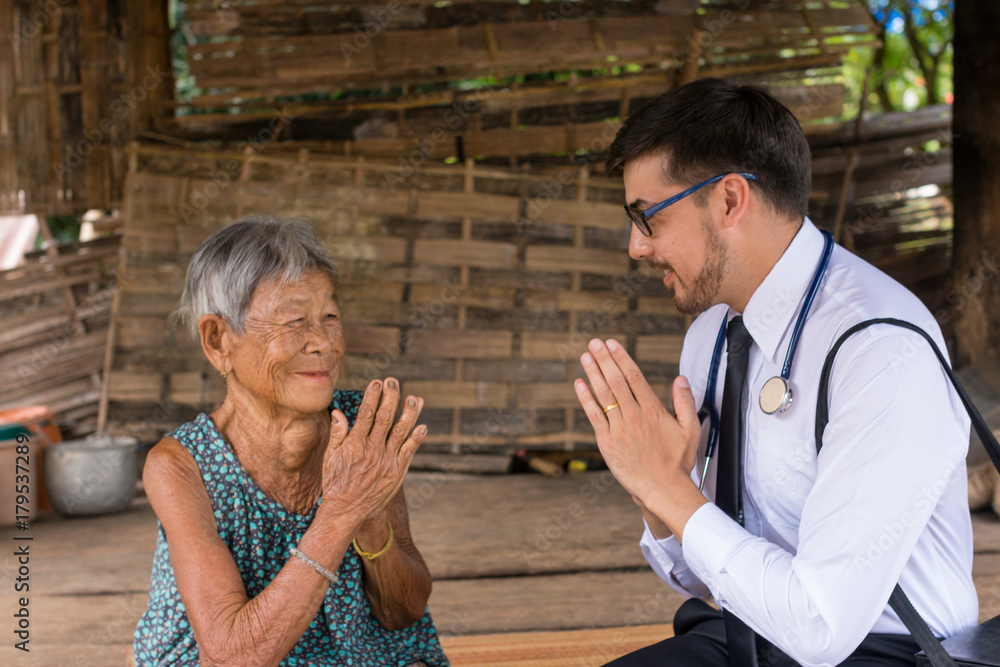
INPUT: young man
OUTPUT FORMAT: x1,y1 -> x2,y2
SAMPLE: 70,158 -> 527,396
574,78 -> 977,666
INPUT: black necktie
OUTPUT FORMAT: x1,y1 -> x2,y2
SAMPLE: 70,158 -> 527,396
717,316 -> 759,667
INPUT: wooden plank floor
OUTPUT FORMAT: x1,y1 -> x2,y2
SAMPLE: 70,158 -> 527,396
2,471 -> 1000,666
0,471 -> 680,666
440,625 -> 675,667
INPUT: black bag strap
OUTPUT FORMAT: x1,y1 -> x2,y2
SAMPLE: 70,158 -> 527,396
815,317 -> 1000,667
888,585 -> 958,667
816,318 -> 1000,468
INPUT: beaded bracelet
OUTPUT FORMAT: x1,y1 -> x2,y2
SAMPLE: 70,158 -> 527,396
289,547 -> 338,584
352,520 -> 394,561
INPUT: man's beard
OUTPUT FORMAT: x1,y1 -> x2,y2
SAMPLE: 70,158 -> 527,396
652,214 -> 728,316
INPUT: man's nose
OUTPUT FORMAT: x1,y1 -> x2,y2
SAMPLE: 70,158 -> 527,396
628,224 -> 652,261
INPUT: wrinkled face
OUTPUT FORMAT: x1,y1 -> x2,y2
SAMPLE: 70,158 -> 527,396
623,155 -> 730,315
228,270 -> 345,416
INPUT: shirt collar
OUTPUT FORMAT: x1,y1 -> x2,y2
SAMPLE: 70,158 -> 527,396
740,217 -> 826,364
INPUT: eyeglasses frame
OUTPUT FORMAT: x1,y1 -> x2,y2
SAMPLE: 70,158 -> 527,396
625,172 -> 759,237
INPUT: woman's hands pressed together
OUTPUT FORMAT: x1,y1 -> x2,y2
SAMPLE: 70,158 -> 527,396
574,338 -> 709,542
321,378 -> 426,524
316,378 -> 434,630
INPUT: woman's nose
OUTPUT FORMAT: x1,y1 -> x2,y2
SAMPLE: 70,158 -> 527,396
628,224 -> 652,261
302,321 -> 335,355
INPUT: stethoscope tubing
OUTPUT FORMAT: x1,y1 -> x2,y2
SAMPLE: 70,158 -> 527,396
696,229 -> 834,490
697,316 -> 729,491
779,231 -> 834,380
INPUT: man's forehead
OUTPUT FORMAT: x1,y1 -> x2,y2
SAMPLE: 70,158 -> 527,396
623,155 -> 671,204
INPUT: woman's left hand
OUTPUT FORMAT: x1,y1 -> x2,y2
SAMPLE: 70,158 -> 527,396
319,378 -> 426,524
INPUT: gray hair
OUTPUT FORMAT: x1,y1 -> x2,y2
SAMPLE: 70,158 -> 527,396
174,215 -> 338,339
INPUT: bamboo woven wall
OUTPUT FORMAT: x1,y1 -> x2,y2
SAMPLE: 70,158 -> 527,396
168,0 -> 875,157
0,0 -> 172,217
0,0 -> 875,214
107,99 -> 954,448
170,75 -> 847,161
177,0 -> 874,114
108,142 -> 685,449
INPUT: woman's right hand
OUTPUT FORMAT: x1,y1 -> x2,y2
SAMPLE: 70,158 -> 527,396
320,378 -> 426,524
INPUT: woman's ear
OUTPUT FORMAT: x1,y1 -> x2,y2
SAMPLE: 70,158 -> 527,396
198,314 -> 233,374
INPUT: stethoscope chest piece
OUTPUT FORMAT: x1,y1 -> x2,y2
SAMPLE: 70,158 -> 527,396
760,376 -> 794,415
696,229 -> 833,488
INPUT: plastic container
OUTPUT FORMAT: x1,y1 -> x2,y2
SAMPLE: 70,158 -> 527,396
0,406 -> 61,511
0,424 -> 36,528
44,434 -> 138,517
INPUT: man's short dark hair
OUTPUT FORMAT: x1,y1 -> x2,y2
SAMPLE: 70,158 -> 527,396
607,78 -> 812,220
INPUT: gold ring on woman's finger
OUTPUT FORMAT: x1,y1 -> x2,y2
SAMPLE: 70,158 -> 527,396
603,402 -> 620,414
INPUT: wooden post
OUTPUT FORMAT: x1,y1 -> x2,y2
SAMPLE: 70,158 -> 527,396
483,23 -> 499,61
801,6 -> 829,56
80,0 -> 112,210
618,87 -> 632,119
233,146 -> 255,221
95,255 -> 124,435
42,2 -> 62,211
509,104 -> 518,168
565,164 -> 589,449
450,158 -> 475,453
96,144 -> 138,434
951,1 -> 1000,364
831,70 -> 870,249
678,29 -> 707,85
588,16 -> 605,52
0,0 -> 15,213
127,0 -> 173,135
38,216 -> 86,334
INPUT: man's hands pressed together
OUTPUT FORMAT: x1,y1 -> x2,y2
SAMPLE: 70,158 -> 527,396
573,338 -> 710,543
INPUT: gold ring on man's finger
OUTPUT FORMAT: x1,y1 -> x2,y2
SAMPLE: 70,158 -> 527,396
603,402 -> 620,414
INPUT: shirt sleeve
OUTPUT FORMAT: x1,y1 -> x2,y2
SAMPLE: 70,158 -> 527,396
639,520 -> 712,599
640,311 -> 718,600
679,328 -> 971,667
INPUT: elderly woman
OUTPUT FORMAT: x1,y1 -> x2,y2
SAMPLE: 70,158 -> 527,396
133,217 -> 447,666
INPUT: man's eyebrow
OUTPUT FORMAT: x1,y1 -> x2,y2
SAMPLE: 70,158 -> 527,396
627,198 -> 652,210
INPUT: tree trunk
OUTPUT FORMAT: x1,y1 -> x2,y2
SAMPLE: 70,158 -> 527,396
950,0 -> 1000,365
902,11 -> 939,106
871,17 -> 895,112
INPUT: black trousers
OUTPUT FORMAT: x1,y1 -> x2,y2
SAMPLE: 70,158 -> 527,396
605,598 -> 922,666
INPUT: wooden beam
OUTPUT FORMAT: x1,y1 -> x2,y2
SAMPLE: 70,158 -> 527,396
80,0 -> 112,210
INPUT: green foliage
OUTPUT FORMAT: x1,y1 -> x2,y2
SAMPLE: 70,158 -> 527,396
842,47 -> 875,118
36,215 -> 81,248
861,0 -> 954,112
169,0 -> 201,108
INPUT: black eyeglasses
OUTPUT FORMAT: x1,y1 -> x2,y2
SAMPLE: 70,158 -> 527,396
625,172 -> 759,237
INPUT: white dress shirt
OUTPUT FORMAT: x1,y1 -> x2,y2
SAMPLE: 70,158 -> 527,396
640,217 -> 978,666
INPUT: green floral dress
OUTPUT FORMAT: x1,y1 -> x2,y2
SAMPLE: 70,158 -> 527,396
133,389 -> 448,666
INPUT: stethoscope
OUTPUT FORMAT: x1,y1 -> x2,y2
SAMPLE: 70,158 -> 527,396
697,230 -> 834,491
